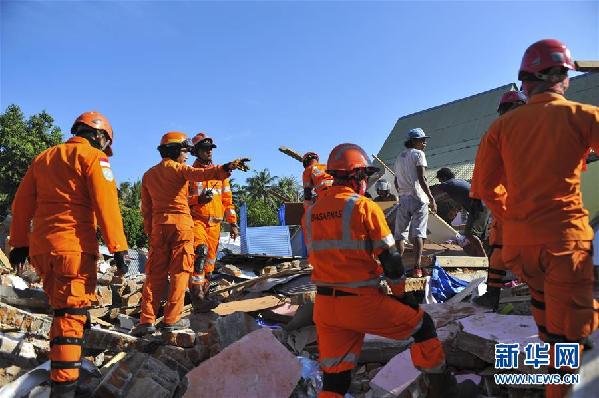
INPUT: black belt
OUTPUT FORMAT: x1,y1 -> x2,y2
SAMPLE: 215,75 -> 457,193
316,286 -> 358,297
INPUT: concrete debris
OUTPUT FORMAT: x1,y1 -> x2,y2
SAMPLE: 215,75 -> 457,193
0,359 -> 99,398
0,302 -> 52,337
207,312 -> 260,352
0,243 -> 558,398
184,328 -> 301,398
93,352 -> 180,398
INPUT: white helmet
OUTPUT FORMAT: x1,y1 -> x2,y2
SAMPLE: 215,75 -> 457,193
375,179 -> 390,191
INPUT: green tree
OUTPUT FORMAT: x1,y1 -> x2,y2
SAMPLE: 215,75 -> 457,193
232,170 -> 302,227
0,105 -> 62,219
117,180 -> 146,248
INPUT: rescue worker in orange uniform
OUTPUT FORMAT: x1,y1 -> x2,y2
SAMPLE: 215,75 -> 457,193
9,112 -> 129,397
303,143 -> 455,398
132,132 -> 249,336
473,90 -> 527,310
471,39 -> 599,398
188,132 -> 239,312
302,152 -> 333,207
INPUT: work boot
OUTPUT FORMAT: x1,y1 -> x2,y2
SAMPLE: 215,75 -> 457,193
473,286 -> 501,311
50,380 -> 77,398
425,372 -> 459,398
131,323 -> 156,337
159,318 -> 190,333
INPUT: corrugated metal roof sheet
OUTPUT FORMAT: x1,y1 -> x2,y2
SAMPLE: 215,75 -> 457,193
239,203 -> 292,257
373,73 -> 599,199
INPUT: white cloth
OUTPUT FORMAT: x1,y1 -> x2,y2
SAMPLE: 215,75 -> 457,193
393,148 -> 429,204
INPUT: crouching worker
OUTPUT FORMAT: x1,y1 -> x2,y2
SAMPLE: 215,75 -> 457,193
132,132 -> 250,336
302,143 -> 457,398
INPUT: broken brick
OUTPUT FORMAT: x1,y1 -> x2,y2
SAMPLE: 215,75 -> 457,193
0,302 -> 51,337
208,312 -> 259,351
162,330 -> 196,348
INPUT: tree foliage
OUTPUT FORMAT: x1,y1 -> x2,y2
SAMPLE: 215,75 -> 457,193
0,104 -> 63,219
118,181 -> 146,248
232,169 -> 302,227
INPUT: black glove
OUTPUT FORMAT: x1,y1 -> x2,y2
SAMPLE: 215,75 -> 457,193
113,251 -> 130,275
9,247 -> 29,272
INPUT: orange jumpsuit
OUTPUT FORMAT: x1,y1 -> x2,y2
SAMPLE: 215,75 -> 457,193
140,159 -> 229,325
302,163 -> 333,207
471,92 -> 599,397
188,159 -> 237,282
302,185 -> 445,398
9,136 -> 128,384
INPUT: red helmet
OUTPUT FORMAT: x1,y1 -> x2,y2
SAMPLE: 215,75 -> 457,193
192,132 -> 217,148
327,143 -> 379,176
497,91 -> 527,112
71,111 -> 114,156
302,151 -> 319,166
518,39 -> 575,80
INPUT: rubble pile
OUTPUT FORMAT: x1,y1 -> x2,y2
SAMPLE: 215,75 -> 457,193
0,246 -> 550,398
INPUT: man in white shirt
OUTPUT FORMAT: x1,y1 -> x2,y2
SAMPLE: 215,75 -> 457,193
394,128 -> 437,277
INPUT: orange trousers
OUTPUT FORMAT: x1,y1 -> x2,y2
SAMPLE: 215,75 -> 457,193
31,253 -> 97,383
314,289 -> 445,397
487,248 -> 509,289
503,241 -> 598,398
190,220 -> 221,284
140,224 -> 194,325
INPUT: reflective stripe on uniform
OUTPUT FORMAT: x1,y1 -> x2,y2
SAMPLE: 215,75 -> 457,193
320,352 -> 358,368
225,209 -> 236,216
223,186 -> 232,193
306,195 -> 393,253
207,258 -> 216,265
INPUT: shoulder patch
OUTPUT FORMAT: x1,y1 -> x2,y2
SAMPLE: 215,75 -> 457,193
99,157 -> 111,168
102,167 -> 114,182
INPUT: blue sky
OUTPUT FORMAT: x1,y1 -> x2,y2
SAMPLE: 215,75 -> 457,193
2,1 -> 598,184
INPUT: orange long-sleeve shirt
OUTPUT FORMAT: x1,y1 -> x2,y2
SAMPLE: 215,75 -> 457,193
302,186 -> 395,287
188,160 -> 237,225
141,159 -> 229,234
470,92 -> 599,245
9,136 -> 128,255
302,163 -> 333,194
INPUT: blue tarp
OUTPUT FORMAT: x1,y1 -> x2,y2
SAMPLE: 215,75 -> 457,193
429,261 -> 469,302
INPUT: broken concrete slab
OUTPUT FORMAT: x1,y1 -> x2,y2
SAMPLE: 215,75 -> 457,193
287,325 -> 317,354
184,328 -> 301,398
0,302 -> 52,337
0,285 -> 49,310
360,334 -> 412,364
93,352 -> 180,398
0,359 -> 99,398
284,302 -> 314,331
369,350 -> 427,398
0,332 -> 38,367
212,295 -> 286,316
208,311 -> 260,351
446,277 -> 485,304
455,313 -> 541,365
422,302 -> 489,329
84,327 -> 137,352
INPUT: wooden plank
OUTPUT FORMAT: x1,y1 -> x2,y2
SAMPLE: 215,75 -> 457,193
213,296 -> 286,316
427,212 -> 458,243
435,256 -> 489,269
446,277 -> 485,304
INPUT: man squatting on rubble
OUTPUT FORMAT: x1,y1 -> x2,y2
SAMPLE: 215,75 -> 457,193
435,167 -> 488,257
471,39 -> 599,398
188,133 -> 240,313
303,143 -> 457,398
472,90 -> 527,310
132,132 -> 249,337
393,128 -> 437,277
8,112 -> 130,397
